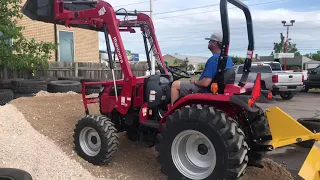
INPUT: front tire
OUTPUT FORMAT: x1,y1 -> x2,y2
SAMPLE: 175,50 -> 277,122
156,105 -> 249,180
73,115 -> 119,165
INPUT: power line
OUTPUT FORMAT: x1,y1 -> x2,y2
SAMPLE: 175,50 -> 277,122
154,0 -> 249,15
113,1 -> 149,8
153,20 -> 320,37
155,26 -> 320,39
184,48 -> 320,56
112,30 -> 320,44
109,22 -> 320,42
156,0 -> 290,19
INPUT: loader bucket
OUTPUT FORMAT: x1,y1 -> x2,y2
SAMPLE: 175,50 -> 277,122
22,0 -> 55,23
22,0 -> 101,31
265,106 -> 320,180
22,0 -> 96,23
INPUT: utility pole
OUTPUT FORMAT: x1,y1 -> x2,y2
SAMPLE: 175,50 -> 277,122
150,0 -> 155,75
281,20 -> 295,70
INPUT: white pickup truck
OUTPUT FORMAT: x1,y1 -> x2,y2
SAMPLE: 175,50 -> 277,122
233,62 -> 304,100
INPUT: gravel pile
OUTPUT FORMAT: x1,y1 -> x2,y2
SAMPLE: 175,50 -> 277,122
35,90 -> 78,97
0,104 -> 104,180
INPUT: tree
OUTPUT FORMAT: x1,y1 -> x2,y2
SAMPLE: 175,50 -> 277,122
230,55 -> 245,65
0,0 -> 55,75
304,51 -> 320,61
273,33 -> 300,56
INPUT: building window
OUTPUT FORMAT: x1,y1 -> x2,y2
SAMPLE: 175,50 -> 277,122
59,31 -> 74,62
0,31 -> 13,47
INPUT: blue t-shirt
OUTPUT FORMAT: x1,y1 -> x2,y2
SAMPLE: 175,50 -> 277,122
198,53 -> 233,92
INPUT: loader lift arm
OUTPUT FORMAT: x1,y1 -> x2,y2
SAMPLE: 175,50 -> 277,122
22,0 -> 169,114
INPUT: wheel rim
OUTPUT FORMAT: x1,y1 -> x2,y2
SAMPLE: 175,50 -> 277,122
171,130 -> 217,179
79,127 -> 101,156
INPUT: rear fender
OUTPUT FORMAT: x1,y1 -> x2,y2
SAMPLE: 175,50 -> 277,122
158,93 -> 261,131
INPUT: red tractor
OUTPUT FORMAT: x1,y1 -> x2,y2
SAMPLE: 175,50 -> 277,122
22,0 -> 320,179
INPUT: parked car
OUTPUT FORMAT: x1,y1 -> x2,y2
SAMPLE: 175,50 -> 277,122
253,61 -> 282,71
253,61 -> 306,76
303,65 -> 320,92
233,63 -> 304,100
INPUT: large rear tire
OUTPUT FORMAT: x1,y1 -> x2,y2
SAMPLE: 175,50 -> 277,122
156,105 -> 249,180
11,79 -> 47,94
0,89 -> 14,105
47,80 -> 81,93
73,115 -> 119,165
0,168 -> 33,180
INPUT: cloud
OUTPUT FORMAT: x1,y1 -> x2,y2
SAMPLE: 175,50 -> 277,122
100,0 -> 320,60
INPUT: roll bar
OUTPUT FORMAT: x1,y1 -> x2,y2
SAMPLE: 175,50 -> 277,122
217,0 -> 254,90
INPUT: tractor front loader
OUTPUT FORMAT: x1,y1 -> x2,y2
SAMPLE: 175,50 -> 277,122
22,0 -> 320,179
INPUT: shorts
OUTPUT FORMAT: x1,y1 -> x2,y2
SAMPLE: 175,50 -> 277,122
180,81 -> 203,96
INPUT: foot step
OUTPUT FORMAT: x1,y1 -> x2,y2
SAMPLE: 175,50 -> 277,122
141,120 -> 159,128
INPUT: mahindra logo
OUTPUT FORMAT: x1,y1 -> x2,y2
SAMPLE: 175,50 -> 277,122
113,37 -> 123,64
98,7 -> 106,16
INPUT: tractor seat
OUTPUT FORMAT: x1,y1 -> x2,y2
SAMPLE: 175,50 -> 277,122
215,68 -> 236,94
222,68 -> 236,85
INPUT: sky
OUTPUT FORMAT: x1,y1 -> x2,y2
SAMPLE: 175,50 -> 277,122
99,0 -> 320,61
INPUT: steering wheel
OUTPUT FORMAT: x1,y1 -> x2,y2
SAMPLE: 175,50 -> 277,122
166,66 -> 191,81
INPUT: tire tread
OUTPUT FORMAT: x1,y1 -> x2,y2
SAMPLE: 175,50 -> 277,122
246,112 -> 271,165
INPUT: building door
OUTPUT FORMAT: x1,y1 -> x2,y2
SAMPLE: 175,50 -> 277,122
59,31 -> 74,62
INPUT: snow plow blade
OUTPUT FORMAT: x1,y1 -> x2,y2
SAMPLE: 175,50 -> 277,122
265,106 -> 320,180
299,142 -> 320,180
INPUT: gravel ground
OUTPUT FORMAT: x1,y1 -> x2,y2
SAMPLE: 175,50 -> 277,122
8,92 -> 294,180
0,104 -> 103,180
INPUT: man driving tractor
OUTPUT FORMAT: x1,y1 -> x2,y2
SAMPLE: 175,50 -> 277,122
170,32 -> 233,105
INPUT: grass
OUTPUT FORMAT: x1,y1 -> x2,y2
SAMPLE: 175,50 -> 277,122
308,88 -> 320,92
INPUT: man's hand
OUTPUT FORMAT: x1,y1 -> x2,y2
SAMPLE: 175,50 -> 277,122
190,78 -> 196,84
194,77 -> 212,88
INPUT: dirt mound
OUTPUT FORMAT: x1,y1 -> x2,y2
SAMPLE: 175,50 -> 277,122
0,104 -> 102,180
242,158 -> 293,180
10,94 -> 294,180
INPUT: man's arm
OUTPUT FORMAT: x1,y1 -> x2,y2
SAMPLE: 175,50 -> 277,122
194,77 -> 212,87
194,60 -> 217,87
